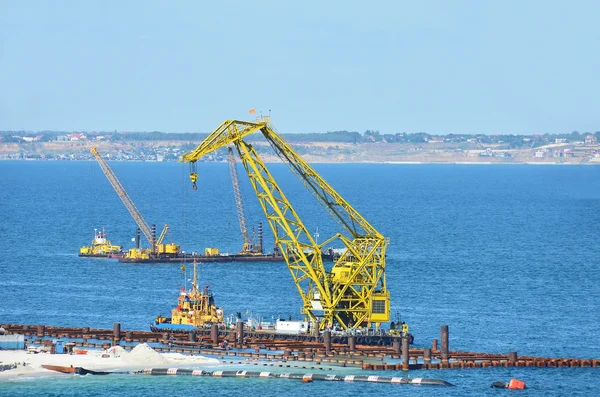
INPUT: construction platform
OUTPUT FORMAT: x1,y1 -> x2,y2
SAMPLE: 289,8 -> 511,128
3,323 -> 599,371
118,253 -> 286,263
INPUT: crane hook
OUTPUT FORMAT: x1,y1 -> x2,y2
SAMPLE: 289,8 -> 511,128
190,162 -> 198,190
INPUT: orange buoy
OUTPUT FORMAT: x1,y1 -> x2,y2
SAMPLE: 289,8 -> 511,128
508,378 -> 526,389
301,378 -> 313,383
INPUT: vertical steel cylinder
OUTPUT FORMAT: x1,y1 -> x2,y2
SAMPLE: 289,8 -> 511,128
402,337 -> 410,371
188,330 -> 197,342
211,324 -> 219,345
236,321 -> 244,345
113,323 -> 121,339
392,337 -> 401,353
324,329 -> 331,354
348,335 -> 356,351
508,351 -> 518,364
37,325 -> 45,337
257,222 -> 263,253
151,224 -> 156,253
441,325 -> 449,363
424,347 -> 432,364
432,338 -> 438,351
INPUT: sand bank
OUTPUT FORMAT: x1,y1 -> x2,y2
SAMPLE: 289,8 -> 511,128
0,343 -> 219,381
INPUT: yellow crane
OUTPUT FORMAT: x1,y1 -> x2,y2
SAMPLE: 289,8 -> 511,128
182,119 -> 389,330
90,147 -> 179,259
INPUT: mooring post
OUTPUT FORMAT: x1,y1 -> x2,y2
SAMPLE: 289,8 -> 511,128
441,325 -> 449,365
324,329 -> 331,354
402,337 -> 410,371
211,323 -> 219,345
392,337 -> 401,354
424,347 -> 432,364
113,323 -> 121,345
508,351 -> 518,365
348,335 -> 356,351
236,321 -> 244,346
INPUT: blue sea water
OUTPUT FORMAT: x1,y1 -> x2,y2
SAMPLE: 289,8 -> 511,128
1,161 -> 599,396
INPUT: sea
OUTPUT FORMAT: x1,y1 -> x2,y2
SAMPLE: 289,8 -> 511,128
0,161 -> 599,396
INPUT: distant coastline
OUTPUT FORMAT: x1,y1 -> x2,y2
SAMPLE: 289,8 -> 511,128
1,139 -> 599,165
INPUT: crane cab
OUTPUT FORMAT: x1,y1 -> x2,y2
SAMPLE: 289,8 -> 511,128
369,291 -> 390,322
331,263 -> 364,283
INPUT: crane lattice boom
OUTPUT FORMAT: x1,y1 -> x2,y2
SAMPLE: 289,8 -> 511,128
156,224 -> 169,245
182,119 -> 390,329
90,147 -> 157,251
228,146 -> 251,252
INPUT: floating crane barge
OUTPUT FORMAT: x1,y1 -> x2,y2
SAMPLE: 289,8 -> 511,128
89,147 -> 304,263
118,251 -> 286,263
118,247 -> 341,263
181,117 -> 394,334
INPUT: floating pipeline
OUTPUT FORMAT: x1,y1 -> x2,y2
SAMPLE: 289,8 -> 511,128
134,368 -> 454,386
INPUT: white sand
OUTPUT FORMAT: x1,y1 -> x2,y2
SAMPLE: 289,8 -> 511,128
0,343 -> 219,381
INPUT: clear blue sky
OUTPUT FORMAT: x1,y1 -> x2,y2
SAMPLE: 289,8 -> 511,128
1,0 -> 598,135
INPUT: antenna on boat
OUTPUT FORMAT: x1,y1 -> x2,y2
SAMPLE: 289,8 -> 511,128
180,263 -> 186,291
192,260 -> 198,293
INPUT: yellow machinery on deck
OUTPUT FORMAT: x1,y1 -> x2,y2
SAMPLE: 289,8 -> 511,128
79,227 -> 122,257
182,118 -> 390,330
90,147 -> 180,259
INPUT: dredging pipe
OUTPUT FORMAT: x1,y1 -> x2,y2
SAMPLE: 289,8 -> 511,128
135,368 -> 454,386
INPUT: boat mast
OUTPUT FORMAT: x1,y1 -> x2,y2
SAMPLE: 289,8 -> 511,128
192,261 -> 198,293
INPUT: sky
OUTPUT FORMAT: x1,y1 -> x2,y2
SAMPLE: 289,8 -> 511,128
1,0 -> 599,135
